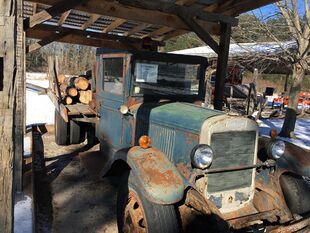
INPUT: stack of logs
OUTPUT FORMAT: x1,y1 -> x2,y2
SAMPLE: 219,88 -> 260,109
57,74 -> 92,105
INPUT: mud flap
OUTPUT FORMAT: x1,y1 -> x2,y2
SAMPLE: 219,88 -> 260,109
126,146 -> 185,205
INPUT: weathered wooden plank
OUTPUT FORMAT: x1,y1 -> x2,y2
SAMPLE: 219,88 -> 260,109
26,24 -> 164,49
47,88 -> 69,122
14,0 -> 26,193
26,31 -> 68,53
80,13 -> 101,30
123,23 -> 151,36
27,0 -> 218,34
103,18 -> 126,33
178,9 -> 219,53
24,0 -> 91,29
58,10 -> 71,26
0,0 -> 24,231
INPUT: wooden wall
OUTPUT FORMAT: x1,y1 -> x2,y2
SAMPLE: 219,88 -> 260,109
0,0 -> 24,232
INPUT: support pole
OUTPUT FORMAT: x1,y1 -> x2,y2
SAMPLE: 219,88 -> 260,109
214,23 -> 231,110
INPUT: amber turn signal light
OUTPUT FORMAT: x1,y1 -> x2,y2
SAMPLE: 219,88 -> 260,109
270,128 -> 278,139
139,135 -> 151,149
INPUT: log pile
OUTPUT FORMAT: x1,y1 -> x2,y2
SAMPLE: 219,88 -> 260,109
56,74 -> 92,105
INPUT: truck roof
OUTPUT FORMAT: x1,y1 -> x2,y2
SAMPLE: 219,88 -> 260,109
96,48 -> 208,66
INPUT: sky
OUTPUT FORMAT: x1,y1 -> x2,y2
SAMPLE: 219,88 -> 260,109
252,0 -> 307,17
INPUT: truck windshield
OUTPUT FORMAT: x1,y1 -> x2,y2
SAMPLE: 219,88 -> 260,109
132,60 -> 201,96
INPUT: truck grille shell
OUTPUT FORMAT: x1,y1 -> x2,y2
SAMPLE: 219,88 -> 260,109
207,131 -> 256,193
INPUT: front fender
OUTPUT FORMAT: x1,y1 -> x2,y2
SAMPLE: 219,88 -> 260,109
116,146 -> 186,205
259,136 -> 310,177
277,142 -> 310,177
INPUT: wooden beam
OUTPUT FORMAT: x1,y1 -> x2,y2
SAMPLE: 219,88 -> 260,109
32,2 -> 37,14
118,0 -> 238,26
24,0 -> 91,30
80,13 -> 101,30
124,23 -> 151,36
145,26 -> 173,38
158,29 -> 188,41
0,0 -> 24,232
58,10 -> 71,26
27,32 -> 68,53
103,18 -> 126,33
178,9 -> 219,53
214,23 -> 231,110
26,24 -> 161,45
26,24 -> 164,49
27,0 -> 218,34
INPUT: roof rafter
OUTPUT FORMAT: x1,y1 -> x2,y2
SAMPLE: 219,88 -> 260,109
103,18 -> 126,33
58,10 -> 71,26
123,23 -> 152,37
24,0 -> 91,30
27,0 -> 218,34
80,13 -> 101,30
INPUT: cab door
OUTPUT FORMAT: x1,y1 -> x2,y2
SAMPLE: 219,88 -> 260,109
96,55 -> 126,150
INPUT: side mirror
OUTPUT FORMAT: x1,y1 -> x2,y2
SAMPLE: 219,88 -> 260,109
119,105 -> 129,115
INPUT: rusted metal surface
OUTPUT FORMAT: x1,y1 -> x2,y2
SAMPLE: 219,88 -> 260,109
177,162 -> 191,180
268,216 -> 310,233
227,209 -> 280,229
127,146 -> 185,204
123,190 -> 147,233
255,173 -> 293,223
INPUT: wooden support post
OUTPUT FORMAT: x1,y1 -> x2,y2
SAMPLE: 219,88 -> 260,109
0,0 -> 24,232
214,23 -> 231,110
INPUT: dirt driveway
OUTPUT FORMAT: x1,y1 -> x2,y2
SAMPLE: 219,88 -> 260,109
34,126 -> 119,233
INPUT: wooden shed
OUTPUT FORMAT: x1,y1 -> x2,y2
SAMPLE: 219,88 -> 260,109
0,0 -> 277,232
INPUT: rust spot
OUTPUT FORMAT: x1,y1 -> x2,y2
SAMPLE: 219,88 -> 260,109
177,162 -> 191,179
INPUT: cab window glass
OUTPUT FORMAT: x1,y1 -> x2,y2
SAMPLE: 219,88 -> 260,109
103,58 -> 123,95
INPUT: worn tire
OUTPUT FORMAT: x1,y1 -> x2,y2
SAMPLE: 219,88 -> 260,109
54,110 -> 68,145
117,171 -> 180,233
280,174 -> 310,215
69,120 -> 85,144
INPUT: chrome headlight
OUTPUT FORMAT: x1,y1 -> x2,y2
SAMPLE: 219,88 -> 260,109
268,140 -> 285,159
191,144 -> 214,169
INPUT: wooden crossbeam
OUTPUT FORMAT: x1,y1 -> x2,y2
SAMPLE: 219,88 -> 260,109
103,18 -> 126,33
58,10 -> 71,26
32,3 -> 37,14
27,32 -> 68,53
124,23 -> 151,37
24,0 -> 91,30
158,29 -> 188,41
26,24 -> 164,49
178,9 -> 219,53
144,26 -> 173,38
81,13 -> 101,30
27,0 -> 218,34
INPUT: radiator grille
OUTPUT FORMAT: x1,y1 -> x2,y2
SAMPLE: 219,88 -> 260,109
150,125 -> 176,161
208,131 -> 256,193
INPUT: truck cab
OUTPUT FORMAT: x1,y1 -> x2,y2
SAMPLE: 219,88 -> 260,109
93,49 -> 310,233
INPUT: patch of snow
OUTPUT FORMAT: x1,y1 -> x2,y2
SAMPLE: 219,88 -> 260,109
259,118 -> 310,150
26,76 -> 55,125
14,195 -> 32,233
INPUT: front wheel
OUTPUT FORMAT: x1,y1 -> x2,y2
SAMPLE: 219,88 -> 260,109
117,172 -> 180,233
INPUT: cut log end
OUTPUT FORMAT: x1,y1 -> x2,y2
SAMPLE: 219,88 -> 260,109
79,90 -> 92,104
75,77 -> 89,91
67,87 -> 78,97
64,96 -> 73,105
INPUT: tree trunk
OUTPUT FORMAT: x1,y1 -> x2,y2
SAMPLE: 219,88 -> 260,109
279,63 -> 305,138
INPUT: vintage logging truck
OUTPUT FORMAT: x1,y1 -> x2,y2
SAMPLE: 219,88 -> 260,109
51,49 -> 310,232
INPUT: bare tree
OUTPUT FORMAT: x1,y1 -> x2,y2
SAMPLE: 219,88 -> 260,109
233,0 -> 310,138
